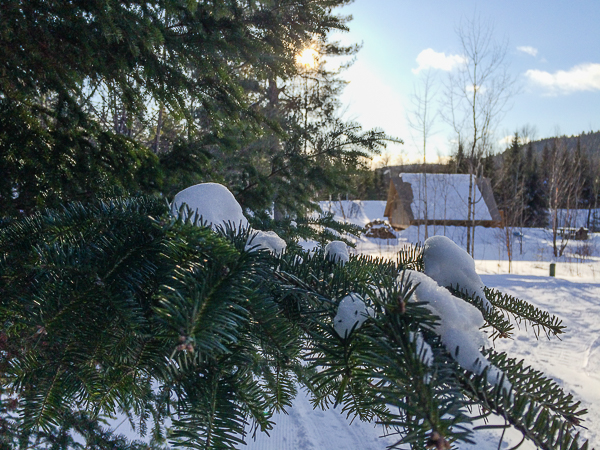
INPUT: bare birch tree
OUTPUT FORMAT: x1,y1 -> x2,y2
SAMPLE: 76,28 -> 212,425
588,151 -> 600,231
544,138 -> 583,257
442,14 -> 517,256
407,69 -> 438,240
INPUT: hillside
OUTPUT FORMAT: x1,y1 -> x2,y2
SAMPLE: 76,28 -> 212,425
525,130 -> 600,156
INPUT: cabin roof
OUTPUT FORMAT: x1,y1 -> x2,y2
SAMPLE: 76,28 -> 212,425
389,173 -> 501,222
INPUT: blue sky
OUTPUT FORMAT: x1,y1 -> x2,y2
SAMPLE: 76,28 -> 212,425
330,0 -> 600,163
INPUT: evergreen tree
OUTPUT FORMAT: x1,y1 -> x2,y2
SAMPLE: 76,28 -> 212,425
575,137 -> 593,212
165,37 -> 393,216
497,133 -> 525,228
523,142 -> 547,227
450,140 -> 469,174
0,198 -> 593,449
1,0 -> 366,216
480,148 -> 497,182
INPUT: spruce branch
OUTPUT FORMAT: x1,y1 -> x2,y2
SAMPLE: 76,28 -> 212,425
397,243 -> 424,272
484,287 -> 565,339
484,349 -> 587,426
450,286 -> 515,340
458,369 -> 591,450
1,199 -> 594,449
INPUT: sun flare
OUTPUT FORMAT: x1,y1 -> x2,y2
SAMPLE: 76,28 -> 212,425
296,46 -> 319,69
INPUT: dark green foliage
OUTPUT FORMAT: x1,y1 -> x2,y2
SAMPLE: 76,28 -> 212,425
16,411 -> 166,450
2,0 -> 381,218
449,140 -> 469,174
0,98 -> 162,215
1,198 -> 594,449
451,286 -> 514,341
484,287 -> 565,339
342,166 -> 389,201
397,243 -> 424,272
490,131 -> 600,229
523,142 -> 548,227
1,197 -> 293,448
485,350 -> 586,425
459,358 -> 590,450
206,54 -> 393,217
247,212 -> 364,250
497,133 -> 526,227
1,0 -> 349,115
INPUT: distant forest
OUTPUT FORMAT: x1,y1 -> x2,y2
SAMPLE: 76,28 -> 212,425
351,131 -> 600,230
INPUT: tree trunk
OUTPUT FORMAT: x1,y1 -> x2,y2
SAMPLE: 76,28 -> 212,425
424,172 -> 428,240
466,170 -> 473,255
153,105 -> 164,153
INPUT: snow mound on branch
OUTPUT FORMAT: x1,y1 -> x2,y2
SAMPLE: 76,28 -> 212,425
173,183 -> 289,256
410,331 -> 433,367
246,230 -> 287,256
172,183 -> 249,231
333,293 -> 372,338
325,241 -> 349,265
403,270 -> 511,393
423,235 -> 491,312
404,270 -> 485,341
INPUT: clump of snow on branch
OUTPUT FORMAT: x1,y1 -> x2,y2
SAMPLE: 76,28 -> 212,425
423,235 -> 491,312
172,183 -> 249,230
246,230 -> 287,256
333,293 -> 372,338
325,240 -> 349,265
403,270 -> 511,393
173,183 -> 288,255
410,331 -> 433,367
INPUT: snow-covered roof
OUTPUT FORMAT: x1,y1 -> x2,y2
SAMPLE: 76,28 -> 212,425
399,173 -> 494,221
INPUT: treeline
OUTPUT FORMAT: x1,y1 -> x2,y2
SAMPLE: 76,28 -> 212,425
485,132 -> 600,230
356,131 -> 600,231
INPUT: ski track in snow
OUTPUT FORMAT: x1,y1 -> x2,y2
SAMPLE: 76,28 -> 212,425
480,274 -> 600,449
241,388 -> 397,449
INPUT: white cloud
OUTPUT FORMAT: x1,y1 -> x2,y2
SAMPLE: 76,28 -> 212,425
517,46 -> 538,57
412,49 -> 466,74
498,134 -> 529,147
498,135 -> 513,147
525,63 -> 600,94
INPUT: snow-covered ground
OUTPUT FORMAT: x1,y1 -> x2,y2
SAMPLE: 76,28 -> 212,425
241,201 -> 600,449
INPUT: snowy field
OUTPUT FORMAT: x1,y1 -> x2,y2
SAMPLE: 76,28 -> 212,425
241,201 -> 600,449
